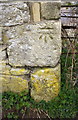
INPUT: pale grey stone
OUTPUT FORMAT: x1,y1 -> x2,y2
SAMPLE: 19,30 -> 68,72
0,27 -> 3,44
41,2 -> 61,20
0,2 -> 30,26
0,45 -> 7,51
0,45 -> 8,73
0,50 -> 6,61
2,25 -> 25,41
7,20 -> 61,67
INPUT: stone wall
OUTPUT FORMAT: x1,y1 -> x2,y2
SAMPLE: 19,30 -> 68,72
0,1 -> 61,102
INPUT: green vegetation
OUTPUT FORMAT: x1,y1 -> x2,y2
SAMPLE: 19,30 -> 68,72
2,85 -> 78,119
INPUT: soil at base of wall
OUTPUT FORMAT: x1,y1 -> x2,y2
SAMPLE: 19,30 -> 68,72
2,107 -> 51,119
2,108 -> 78,120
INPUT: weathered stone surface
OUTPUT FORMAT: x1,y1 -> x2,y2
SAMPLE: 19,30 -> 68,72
0,63 -> 30,76
31,65 -> 60,102
10,68 -> 30,75
0,27 -> 3,44
41,2 -> 61,20
7,20 -> 61,67
0,46 -> 7,70
0,2 -> 30,26
0,45 -> 9,77
0,45 -> 7,51
1,75 -> 28,93
0,50 -> 6,61
0,63 -> 10,75
2,25 -> 25,43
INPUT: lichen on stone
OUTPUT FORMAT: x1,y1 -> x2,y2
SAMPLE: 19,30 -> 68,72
31,65 -> 60,102
10,68 -> 30,75
1,75 -> 28,93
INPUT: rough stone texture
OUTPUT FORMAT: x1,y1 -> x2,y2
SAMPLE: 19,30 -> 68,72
0,2 -> 30,26
10,68 -> 30,75
0,45 -> 8,73
6,20 -> 61,67
0,27 -> 3,44
0,64 -> 30,76
2,25 -> 25,43
31,64 -> 60,102
0,45 -> 7,52
1,75 -> 28,93
0,48 -> 7,93
41,2 -> 61,20
0,50 -> 6,61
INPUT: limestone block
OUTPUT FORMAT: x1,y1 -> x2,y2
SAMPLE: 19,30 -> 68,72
0,27 -> 3,44
0,45 -> 7,51
0,46 -> 7,69
7,20 -> 61,67
0,62 -> 30,76
0,63 -> 10,75
0,50 -> 6,61
10,68 -> 30,75
32,3 -> 40,22
31,64 -> 60,102
41,2 -> 61,20
2,25 -> 25,43
0,2 -> 30,26
0,45 -> 9,76
1,75 -> 28,93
